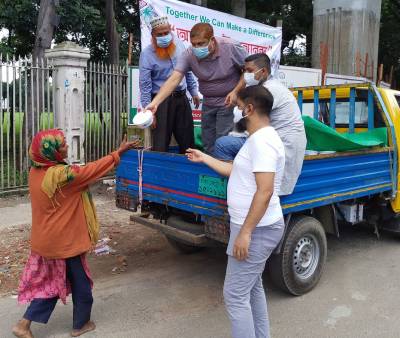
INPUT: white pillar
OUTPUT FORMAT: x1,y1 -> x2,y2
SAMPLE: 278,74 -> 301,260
45,41 -> 90,164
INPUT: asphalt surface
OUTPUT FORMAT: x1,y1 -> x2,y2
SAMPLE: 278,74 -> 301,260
1,198 -> 400,338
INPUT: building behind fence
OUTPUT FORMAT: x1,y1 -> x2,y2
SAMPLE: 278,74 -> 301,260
0,42 -> 128,194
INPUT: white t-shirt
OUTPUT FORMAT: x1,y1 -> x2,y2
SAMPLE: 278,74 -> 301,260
227,126 -> 285,227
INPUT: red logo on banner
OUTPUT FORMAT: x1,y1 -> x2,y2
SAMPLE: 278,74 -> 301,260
192,109 -> 202,122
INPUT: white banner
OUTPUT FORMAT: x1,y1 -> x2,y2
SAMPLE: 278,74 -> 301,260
135,0 -> 282,125
139,0 -> 282,73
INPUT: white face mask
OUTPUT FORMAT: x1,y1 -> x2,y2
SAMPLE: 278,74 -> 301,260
233,106 -> 248,123
243,69 -> 263,86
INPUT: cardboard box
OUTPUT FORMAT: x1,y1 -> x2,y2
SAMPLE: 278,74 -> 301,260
127,126 -> 152,148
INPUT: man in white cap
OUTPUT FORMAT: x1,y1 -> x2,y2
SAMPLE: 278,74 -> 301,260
139,16 -> 200,153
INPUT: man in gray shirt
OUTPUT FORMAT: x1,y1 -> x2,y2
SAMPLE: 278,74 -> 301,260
218,53 -> 307,195
145,22 -> 248,154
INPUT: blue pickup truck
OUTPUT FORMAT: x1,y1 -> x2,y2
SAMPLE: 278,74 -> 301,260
116,83 -> 400,295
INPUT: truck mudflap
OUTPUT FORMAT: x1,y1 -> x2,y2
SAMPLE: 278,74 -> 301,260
130,214 -> 207,246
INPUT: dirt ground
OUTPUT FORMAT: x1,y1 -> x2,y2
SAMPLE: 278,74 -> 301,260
0,184 -> 167,297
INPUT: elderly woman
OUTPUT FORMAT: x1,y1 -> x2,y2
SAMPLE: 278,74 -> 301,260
12,129 -> 139,338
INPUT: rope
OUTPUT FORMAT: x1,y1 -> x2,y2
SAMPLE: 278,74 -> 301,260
137,147 -> 151,211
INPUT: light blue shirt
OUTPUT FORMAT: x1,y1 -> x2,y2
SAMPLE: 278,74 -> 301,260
139,35 -> 198,107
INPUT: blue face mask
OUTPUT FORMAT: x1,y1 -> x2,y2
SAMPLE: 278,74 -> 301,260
192,42 -> 210,59
156,33 -> 172,48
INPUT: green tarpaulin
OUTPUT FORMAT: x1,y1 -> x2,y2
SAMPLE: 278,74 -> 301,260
193,116 -> 388,152
194,126 -> 203,150
303,116 -> 388,151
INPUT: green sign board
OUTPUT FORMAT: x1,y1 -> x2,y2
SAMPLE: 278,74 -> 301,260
198,175 -> 227,199
128,66 -> 140,125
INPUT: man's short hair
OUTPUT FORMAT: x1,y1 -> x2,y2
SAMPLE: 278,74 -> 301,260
245,53 -> 271,74
237,85 -> 274,118
190,23 -> 214,40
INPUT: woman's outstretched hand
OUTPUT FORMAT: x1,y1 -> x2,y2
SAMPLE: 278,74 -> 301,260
118,134 -> 141,155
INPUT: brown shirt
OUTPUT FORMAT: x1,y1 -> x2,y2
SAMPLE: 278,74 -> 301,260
29,152 -> 120,259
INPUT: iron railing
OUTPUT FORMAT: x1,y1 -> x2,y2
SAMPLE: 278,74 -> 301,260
0,56 -> 128,194
84,62 -> 128,163
0,56 -> 54,194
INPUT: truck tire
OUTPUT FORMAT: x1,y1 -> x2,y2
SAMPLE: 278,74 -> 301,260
165,236 -> 204,254
268,215 -> 327,296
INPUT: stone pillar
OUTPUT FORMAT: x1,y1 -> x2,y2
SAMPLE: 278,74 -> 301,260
45,41 -> 90,164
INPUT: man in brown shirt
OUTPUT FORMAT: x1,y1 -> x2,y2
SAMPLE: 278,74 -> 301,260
145,23 -> 248,154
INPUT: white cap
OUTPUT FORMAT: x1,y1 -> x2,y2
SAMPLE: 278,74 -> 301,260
132,110 -> 154,129
150,16 -> 169,30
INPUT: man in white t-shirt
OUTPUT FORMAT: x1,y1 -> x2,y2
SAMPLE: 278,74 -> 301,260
187,85 -> 285,338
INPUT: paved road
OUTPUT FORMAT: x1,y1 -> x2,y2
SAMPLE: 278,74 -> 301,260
0,199 -> 109,230
1,220 -> 400,338
0,203 -> 31,229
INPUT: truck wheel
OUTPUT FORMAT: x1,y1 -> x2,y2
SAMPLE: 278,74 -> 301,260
268,215 -> 327,296
165,236 -> 204,254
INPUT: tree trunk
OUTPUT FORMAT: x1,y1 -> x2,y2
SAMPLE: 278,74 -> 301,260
23,0 -> 57,171
231,0 -> 246,17
33,0 -> 57,61
29,0 -> 57,139
190,0 -> 207,6
106,0 -> 120,65
105,0 -> 120,148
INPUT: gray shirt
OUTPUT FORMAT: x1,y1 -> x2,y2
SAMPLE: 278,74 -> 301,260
263,78 -> 307,195
176,37 -> 248,107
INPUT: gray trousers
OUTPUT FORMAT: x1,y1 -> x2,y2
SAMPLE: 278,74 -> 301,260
279,131 -> 307,195
224,220 -> 284,338
201,104 -> 234,154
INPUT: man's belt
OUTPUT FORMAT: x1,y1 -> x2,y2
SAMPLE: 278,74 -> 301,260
170,90 -> 186,97
151,90 -> 186,99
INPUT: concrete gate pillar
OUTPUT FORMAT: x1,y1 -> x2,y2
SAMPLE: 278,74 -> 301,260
45,41 -> 90,164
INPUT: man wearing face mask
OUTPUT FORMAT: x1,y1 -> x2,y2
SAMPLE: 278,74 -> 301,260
219,53 -> 306,195
139,16 -> 200,153
145,22 -> 248,154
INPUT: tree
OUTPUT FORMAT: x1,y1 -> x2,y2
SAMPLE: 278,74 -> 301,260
105,0 -> 120,65
204,0 -> 312,66
0,0 -> 137,64
231,0 -> 245,18
0,0 -> 38,57
2,0 -> 399,88
33,0 -> 57,60
379,0 -> 400,87
245,0 -> 313,65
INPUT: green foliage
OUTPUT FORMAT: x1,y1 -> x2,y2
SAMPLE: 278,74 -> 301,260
379,0 -> 400,87
183,0 -> 313,66
0,0 -> 38,57
0,0 -> 399,85
245,0 -> 313,59
0,0 -> 312,64
0,0 -> 139,64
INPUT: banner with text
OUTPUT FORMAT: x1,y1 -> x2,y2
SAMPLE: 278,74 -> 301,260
139,0 -> 282,69
134,0 -> 282,124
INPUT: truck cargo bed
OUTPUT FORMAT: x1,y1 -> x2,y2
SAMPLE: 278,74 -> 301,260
116,147 -> 394,217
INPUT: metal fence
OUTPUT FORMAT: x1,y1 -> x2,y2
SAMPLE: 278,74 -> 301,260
0,56 -> 55,194
0,56 -> 128,194
84,62 -> 128,162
